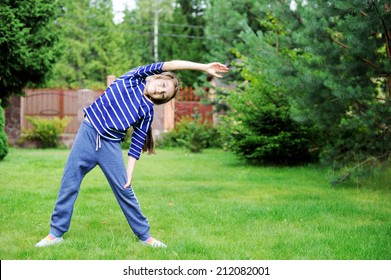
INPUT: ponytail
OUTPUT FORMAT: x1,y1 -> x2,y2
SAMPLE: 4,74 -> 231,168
143,127 -> 156,155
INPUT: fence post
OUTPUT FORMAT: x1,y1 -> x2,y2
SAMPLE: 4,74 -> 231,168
107,75 -> 116,87
163,99 -> 175,132
60,87 -> 64,119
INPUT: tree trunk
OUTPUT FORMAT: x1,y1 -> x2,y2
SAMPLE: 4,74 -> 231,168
385,3 -> 391,97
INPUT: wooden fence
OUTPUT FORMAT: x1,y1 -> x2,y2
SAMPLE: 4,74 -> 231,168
175,87 -> 213,124
23,88 -> 81,133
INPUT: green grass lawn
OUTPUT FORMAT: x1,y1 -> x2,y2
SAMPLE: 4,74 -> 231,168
0,148 -> 390,260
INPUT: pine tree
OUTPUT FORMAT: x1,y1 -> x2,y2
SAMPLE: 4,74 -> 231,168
271,0 -> 391,178
47,0 -> 127,88
0,0 -> 62,102
218,7 -> 319,165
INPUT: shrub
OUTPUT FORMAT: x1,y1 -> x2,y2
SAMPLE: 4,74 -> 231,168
218,86 -> 320,165
0,99 -> 9,160
157,117 -> 221,153
20,116 -> 71,148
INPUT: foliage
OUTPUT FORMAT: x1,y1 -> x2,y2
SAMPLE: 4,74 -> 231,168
204,0 -> 390,178
119,0 -> 177,65
0,99 -> 9,160
157,117 -> 220,152
217,9 -> 319,165
219,105 -> 318,165
330,153 -> 391,186
43,0 -> 208,88
0,0 -> 62,103
119,0 -> 208,87
20,116 -> 71,148
272,0 -> 391,177
45,0 -> 128,88
219,86 -> 319,165
158,0 -> 208,86
204,0 -> 260,63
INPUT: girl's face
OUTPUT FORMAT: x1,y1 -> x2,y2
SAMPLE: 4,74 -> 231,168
145,76 -> 175,102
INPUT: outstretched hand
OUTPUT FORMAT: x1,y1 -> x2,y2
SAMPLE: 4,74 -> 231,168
205,62 -> 229,78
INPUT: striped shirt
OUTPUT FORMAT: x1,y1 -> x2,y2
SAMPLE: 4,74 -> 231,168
83,62 -> 165,159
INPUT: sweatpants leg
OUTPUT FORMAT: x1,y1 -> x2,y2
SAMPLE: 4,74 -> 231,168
50,121 -> 98,237
98,140 -> 151,241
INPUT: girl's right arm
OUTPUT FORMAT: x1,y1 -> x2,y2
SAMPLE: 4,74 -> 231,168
162,60 -> 229,78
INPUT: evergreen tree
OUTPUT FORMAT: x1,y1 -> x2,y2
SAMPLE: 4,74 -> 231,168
0,0 -> 62,103
46,0 -> 126,88
219,8 -> 319,165
204,0 -> 261,63
280,0 -> 391,170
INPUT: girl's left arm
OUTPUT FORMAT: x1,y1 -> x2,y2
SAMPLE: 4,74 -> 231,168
162,60 -> 229,78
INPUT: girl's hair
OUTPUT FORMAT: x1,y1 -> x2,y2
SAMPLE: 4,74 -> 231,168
143,72 -> 180,155
142,127 -> 156,155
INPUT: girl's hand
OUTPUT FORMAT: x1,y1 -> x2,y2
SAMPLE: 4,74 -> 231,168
124,178 -> 132,188
205,62 -> 229,78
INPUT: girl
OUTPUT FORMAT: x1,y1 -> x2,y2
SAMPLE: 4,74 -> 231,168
35,60 -> 229,248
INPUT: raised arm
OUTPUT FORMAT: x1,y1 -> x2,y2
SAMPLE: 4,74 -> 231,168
162,60 -> 229,78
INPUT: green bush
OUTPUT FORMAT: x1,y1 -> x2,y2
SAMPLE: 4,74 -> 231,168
0,99 -> 9,160
20,116 -> 71,148
157,117 -> 221,153
218,87 -> 320,165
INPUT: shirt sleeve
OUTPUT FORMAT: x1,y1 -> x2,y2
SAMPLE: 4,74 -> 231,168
132,62 -> 165,79
127,115 -> 152,160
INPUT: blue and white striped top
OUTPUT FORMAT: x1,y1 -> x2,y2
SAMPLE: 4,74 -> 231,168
83,62 -> 164,159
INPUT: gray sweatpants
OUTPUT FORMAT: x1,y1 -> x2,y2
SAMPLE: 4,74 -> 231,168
49,120 -> 151,241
